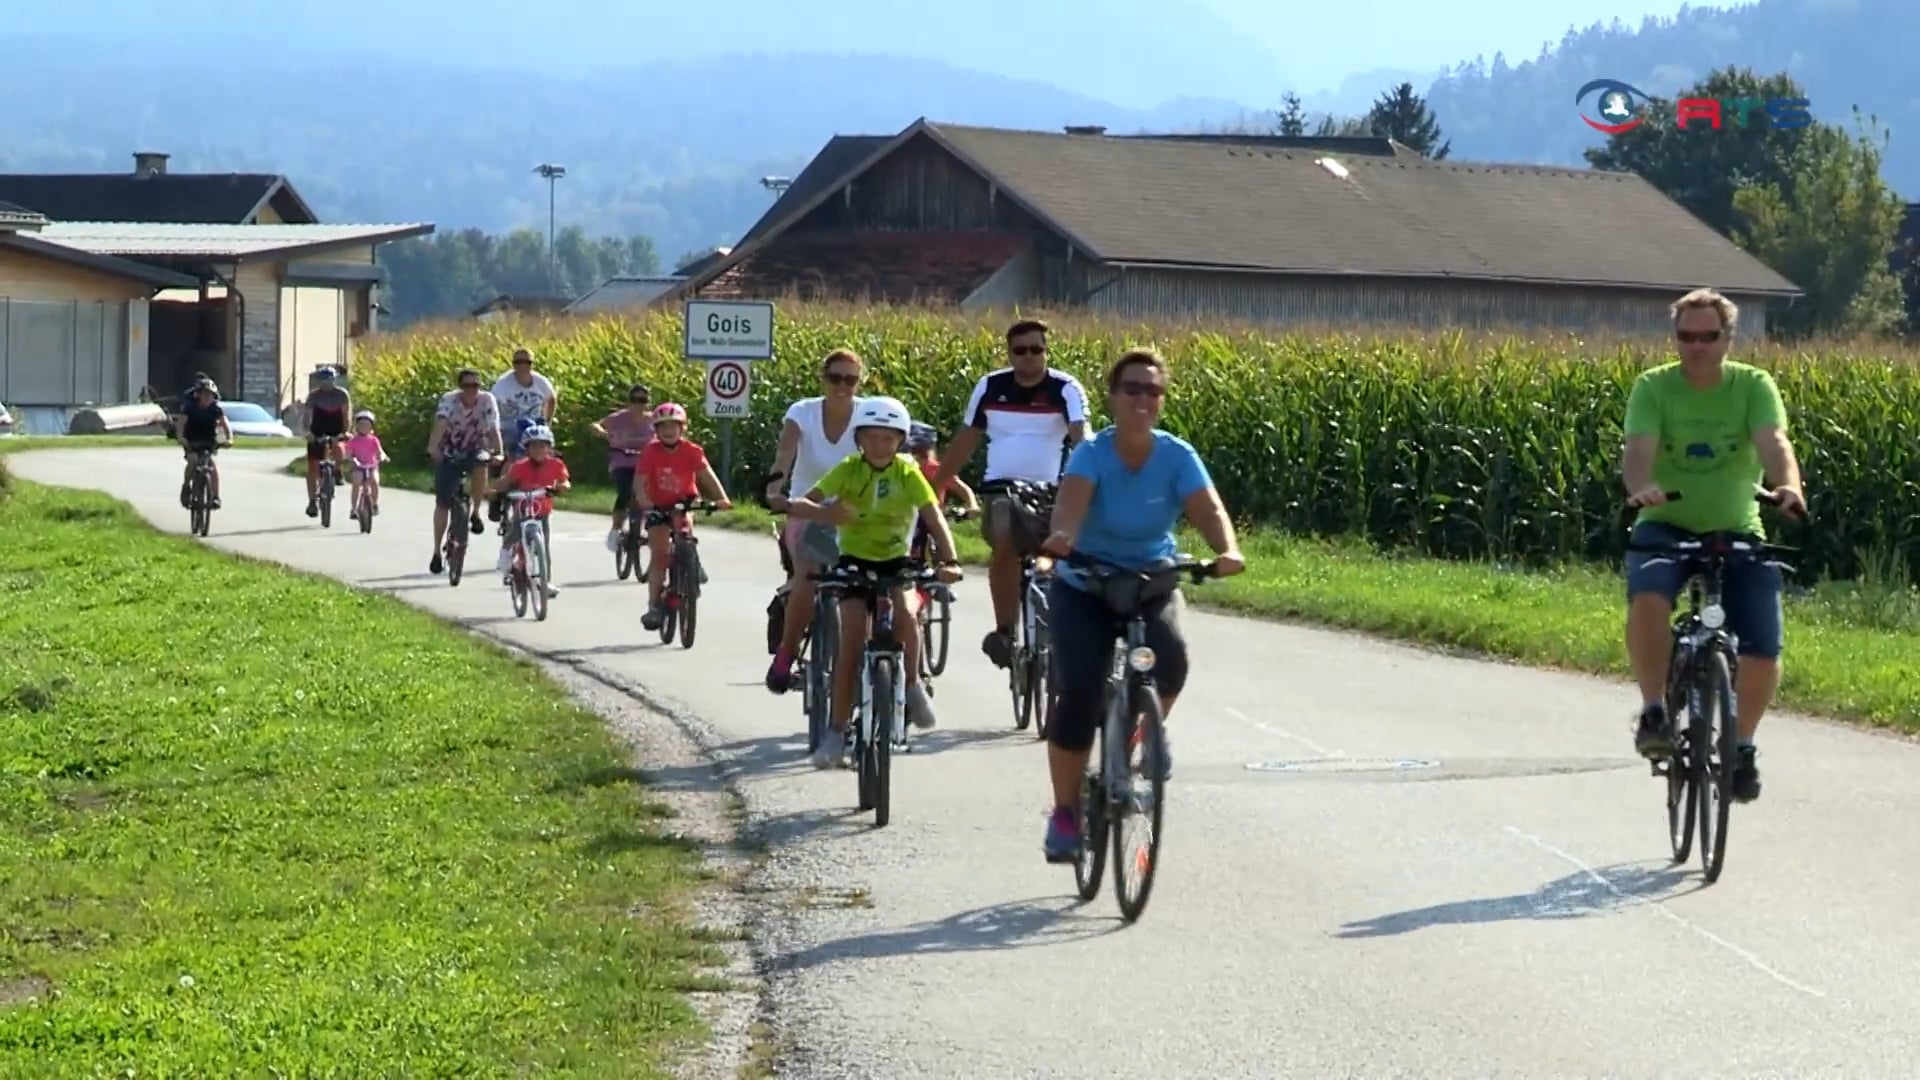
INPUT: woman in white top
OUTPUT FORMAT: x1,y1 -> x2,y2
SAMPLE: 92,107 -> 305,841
763,348 -> 865,693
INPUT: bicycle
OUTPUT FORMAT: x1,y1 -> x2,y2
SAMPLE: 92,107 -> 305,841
439,449 -> 493,587
768,507 -> 841,755
983,479 -> 1059,738
1624,489 -> 1800,885
182,442 -> 221,537
1062,551 -> 1216,922
350,469 -> 376,533
811,558 -> 954,827
914,505 -> 973,681
503,487 -> 555,621
648,495 -> 720,648
311,436 -> 343,528
612,447 -> 648,582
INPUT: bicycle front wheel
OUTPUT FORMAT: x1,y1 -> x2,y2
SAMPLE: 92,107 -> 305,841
1074,686 -> 1111,901
1699,647 -> 1736,883
867,657 -> 895,828
528,532 -> 550,622
676,541 -> 700,648
1115,680 -> 1167,922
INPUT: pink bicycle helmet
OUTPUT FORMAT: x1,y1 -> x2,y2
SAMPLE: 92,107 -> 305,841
652,402 -> 688,423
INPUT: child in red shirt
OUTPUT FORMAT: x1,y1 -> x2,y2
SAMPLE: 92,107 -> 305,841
497,424 -> 572,589
635,403 -> 732,629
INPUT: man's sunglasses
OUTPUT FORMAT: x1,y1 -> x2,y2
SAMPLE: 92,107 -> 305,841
459,382 -> 481,390
630,396 -> 650,405
1011,344 -> 1046,357
1676,330 -> 1723,343
824,372 -> 860,386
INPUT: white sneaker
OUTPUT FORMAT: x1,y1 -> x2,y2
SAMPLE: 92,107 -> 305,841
906,682 -> 936,730
605,529 -> 621,552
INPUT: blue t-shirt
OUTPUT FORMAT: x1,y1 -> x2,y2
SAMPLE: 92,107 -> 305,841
1055,427 -> 1212,593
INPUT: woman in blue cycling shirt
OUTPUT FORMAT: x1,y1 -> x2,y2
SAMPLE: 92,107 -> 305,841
1035,347 -> 1245,863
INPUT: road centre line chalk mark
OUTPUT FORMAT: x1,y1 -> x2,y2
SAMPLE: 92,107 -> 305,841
1504,825 -> 1826,998
1226,707 -> 1346,759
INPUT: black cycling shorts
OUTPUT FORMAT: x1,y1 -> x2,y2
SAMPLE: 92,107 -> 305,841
1045,576 -> 1189,754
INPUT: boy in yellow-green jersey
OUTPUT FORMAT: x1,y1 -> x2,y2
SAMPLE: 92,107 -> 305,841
786,396 -> 964,769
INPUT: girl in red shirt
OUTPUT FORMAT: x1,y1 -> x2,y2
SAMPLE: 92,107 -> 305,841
497,424 -> 572,587
635,403 -> 733,629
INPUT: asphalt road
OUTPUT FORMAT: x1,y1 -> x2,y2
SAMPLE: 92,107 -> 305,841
14,447 -> 1920,1077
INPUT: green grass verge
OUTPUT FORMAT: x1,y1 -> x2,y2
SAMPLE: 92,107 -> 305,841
342,460 -> 1920,732
0,479 -> 719,1077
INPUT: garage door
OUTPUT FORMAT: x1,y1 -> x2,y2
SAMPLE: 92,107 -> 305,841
0,298 -> 129,405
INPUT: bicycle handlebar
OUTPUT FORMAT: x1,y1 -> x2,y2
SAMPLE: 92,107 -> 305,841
647,496 -> 721,515
809,560 -> 949,591
506,488 -> 549,500
1622,488 -> 1805,522
1062,550 -> 1217,584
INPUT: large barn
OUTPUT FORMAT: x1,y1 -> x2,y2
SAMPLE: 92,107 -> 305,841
669,119 -> 1801,336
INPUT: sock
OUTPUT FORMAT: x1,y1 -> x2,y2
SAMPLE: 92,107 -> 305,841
1737,736 -> 1755,750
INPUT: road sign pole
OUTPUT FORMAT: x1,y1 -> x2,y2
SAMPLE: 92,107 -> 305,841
721,418 -> 733,488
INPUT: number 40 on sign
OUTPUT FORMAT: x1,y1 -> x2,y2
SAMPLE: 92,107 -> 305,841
683,299 -> 773,419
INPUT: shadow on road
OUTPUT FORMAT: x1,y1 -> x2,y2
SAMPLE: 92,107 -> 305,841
906,727 -> 1033,754
1334,860 -> 1703,938
551,642 -> 660,659
213,524 -> 320,538
772,895 -> 1122,971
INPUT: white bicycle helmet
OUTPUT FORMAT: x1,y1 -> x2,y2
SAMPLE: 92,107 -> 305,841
853,396 -> 911,436
354,409 -> 375,423
522,424 -> 555,445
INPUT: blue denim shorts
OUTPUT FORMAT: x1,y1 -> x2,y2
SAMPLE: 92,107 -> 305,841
1624,520 -> 1784,659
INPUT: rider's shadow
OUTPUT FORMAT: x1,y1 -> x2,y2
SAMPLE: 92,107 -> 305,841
1334,860 -> 1701,938
769,895 -> 1122,972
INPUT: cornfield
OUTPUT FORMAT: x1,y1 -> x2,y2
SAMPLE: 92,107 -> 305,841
353,306 -> 1920,584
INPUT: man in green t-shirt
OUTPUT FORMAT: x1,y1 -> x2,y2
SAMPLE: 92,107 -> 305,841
788,397 -> 965,769
1621,287 -> 1808,803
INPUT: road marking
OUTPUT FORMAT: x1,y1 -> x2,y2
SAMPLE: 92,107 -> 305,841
1226,707 -> 1346,758
1504,826 -> 1826,998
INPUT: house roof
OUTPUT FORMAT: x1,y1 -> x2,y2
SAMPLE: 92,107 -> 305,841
0,172 -> 318,225
0,234 -> 199,288
738,135 -> 892,246
33,222 -> 435,262
677,118 -> 1802,300
471,294 -> 571,316
567,276 -> 685,314
699,232 -> 1031,305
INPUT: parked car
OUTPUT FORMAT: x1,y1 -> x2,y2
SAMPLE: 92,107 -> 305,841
0,400 -> 13,437
217,400 -> 295,439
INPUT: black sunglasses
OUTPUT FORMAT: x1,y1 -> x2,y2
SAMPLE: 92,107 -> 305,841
1676,329 -> 1723,343
1011,344 -> 1046,357
1117,380 -> 1166,398
459,382 -> 481,390
824,372 -> 860,386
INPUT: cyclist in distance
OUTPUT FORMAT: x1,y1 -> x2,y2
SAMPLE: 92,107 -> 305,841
1035,348 -> 1245,863
301,365 -> 351,518
633,402 -> 733,630
171,377 -> 231,508
930,318 -> 1088,670
425,368 -> 502,574
763,349 -> 867,694
1621,287 -> 1807,803
489,347 -> 558,520
591,383 -> 655,550
784,396 -> 964,767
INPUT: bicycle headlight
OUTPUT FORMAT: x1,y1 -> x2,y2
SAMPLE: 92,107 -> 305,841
1126,646 -> 1156,673
1701,604 -> 1726,630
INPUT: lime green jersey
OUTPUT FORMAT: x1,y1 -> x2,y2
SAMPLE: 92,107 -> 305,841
1623,360 -> 1787,536
811,453 -> 936,562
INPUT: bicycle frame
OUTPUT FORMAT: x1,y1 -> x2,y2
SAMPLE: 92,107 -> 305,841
813,560 -> 940,825
982,479 -> 1058,734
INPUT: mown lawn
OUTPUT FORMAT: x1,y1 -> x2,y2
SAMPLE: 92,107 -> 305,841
0,471 -> 719,1078
352,462 -> 1920,733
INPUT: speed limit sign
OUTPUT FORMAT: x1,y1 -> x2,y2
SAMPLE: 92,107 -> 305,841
704,360 -> 750,418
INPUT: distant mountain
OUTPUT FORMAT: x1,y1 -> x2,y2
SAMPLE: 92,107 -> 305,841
0,41 -> 1255,260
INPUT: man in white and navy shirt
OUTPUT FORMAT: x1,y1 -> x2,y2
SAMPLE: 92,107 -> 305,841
489,346 -> 557,518
931,318 -> 1088,669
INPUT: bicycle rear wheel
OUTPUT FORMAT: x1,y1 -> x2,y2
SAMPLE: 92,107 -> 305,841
189,475 -> 210,537
1115,680 -> 1167,922
1699,647 -> 1736,883
318,479 -> 333,529
1074,685 -> 1112,901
